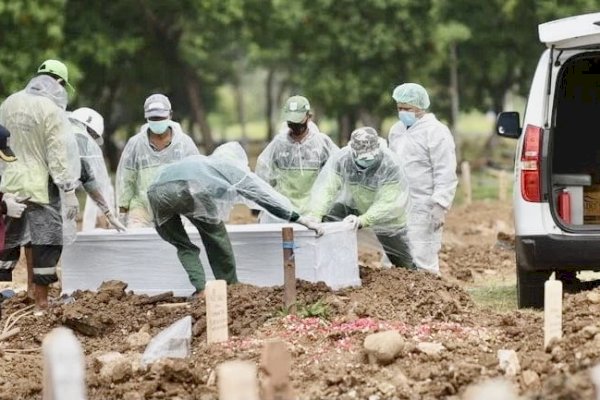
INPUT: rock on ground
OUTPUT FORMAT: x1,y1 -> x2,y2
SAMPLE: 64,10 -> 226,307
363,330 -> 404,365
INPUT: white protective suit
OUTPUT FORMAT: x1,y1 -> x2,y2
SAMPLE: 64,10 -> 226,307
256,120 -> 338,222
116,121 -> 199,228
388,114 -> 457,273
0,75 -> 81,245
70,121 -> 115,230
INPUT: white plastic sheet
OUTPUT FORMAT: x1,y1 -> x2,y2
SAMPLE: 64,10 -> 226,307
141,316 -> 191,366
61,222 -> 359,296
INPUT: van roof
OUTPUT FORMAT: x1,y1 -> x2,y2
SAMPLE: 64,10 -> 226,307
539,12 -> 600,49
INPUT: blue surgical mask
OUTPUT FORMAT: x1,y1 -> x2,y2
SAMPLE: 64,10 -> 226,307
398,110 -> 417,127
148,119 -> 171,134
355,158 -> 376,169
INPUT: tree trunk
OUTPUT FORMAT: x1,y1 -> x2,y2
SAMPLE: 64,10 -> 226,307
266,69 -> 275,141
449,42 -> 462,164
184,68 -> 214,153
233,68 -> 247,146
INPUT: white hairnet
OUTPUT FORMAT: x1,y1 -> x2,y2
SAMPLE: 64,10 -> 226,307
392,83 -> 430,110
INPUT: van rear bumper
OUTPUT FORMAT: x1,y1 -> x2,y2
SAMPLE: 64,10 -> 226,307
517,234 -> 600,271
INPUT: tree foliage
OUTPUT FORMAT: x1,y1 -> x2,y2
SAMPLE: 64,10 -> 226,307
0,0 -> 598,159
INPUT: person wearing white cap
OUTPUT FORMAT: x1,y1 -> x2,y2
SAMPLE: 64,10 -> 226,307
388,83 -> 457,274
256,95 -> 338,221
116,93 -> 199,228
68,107 -> 124,232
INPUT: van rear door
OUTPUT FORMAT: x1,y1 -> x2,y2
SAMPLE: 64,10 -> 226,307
539,12 -> 600,49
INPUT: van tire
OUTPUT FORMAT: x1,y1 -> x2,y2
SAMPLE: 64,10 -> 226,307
517,263 -> 551,309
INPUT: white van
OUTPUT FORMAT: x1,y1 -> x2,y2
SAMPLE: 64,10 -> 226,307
497,12 -> 600,308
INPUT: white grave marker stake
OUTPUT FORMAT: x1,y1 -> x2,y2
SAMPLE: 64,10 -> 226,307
217,360 -> 259,400
42,327 -> 86,400
461,161 -> 472,205
590,363 -> 600,400
544,276 -> 563,349
206,280 -> 228,344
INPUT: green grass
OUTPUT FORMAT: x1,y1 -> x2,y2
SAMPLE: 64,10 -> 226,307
467,284 -> 517,312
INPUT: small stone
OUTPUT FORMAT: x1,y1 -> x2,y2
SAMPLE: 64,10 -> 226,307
368,395 -> 381,400
522,370 -> 540,388
417,342 -> 445,356
95,352 -> 132,383
123,392 -> 143,400
581,325 -> 600,339
126,332 -> 152,349
463,378 -> 518,400
363,330 -> 404,365
587,292 -> 600,304
206,369 -> 216,386
497,349 -> 520,376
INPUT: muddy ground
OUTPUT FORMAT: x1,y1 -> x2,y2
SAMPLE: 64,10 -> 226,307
1,200 -> 600,399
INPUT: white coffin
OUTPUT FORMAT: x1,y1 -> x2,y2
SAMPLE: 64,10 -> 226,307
61,222 -> 359,296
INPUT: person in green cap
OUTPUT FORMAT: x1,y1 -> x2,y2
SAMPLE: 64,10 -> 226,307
307,127 -> 414,269
116,93 -> 199,228
0,59 -> 81,313
147,142 -> 323,296
255,95 -> 338,222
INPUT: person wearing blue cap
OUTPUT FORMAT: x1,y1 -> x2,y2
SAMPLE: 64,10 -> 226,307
388,83 -> 458,274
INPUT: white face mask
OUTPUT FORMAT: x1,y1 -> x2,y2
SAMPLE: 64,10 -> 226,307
148,119 -> 171,134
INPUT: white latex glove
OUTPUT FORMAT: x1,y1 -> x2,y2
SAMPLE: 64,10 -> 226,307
63,190 -> 79,220
296,216 -> 324,237
3,195 -> 27,218
105,211 -> 127,232
343,214 -> 362,230
431,203 -> 446,230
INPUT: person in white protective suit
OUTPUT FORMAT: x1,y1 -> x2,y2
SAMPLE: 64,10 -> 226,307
147,142 -> 323,296
68,107 -> 125,232
0,59 -> 81,311
388,83 -> 458,274
307,127 -> 414,269
256,95 -> 338,222
116,93 -> 199,228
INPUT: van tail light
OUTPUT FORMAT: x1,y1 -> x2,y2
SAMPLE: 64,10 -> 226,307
558,189 -> 571,223
520,124 -> 543,202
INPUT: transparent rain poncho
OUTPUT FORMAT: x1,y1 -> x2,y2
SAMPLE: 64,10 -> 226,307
116,121 -> 199,227
0,75 -> 80,246
388,114 -> 458,273
255,121 -> 338,216
307,145 -> 413,268
148,142 -> 295,227
70,120 -> 115,230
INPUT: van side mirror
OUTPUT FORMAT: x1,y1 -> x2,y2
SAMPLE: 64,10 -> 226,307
496,112 -> 521,138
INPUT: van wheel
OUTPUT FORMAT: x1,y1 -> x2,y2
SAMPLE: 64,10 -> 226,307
517,263 -> 551,309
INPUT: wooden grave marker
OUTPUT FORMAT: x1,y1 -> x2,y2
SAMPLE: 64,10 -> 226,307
206,280 -> 229,344
217,360 -> 259,400
282,227 -> 297,315
260,339 -> 295,400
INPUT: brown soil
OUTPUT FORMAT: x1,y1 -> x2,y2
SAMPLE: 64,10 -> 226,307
1,201 -> 600,399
